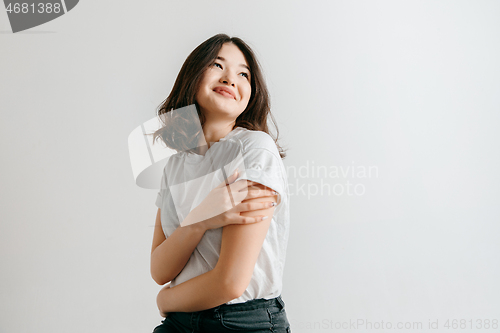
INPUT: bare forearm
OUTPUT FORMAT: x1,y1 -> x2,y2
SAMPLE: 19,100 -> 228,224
151,223 -> 206,285
156,268 -> 237,313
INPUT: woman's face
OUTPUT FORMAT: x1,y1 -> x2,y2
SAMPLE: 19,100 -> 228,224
196,43 -> 252,121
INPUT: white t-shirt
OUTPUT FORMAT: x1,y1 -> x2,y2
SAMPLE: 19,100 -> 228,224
155,126 -> 290,304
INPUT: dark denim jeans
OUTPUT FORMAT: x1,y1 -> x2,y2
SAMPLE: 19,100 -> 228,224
152,295 -> 291,333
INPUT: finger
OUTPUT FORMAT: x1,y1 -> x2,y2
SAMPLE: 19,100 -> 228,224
228,178 -> 254,193
216,169 -> 239,188
233,180 -> 259,192
245,189 -> 277,199
239,215 -> 269,224
245,185 -> 268,193
237,201 -> 276,213
225,168 -> 242,185
248,182 -> 267,189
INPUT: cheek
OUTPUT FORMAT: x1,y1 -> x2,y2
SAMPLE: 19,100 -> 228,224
196,79 -> 211,101
196,73 -> 212,94
242,84 -> 252,101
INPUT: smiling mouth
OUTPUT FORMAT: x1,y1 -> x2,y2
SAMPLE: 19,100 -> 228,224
214,89 -> 236,99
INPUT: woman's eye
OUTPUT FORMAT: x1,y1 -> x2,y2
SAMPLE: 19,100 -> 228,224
212,62 -> 249,79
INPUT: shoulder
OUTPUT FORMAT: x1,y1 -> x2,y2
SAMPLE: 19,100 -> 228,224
232,128 -> 280,158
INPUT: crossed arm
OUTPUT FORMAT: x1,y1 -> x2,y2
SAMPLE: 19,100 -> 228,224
151,182 -> 277,315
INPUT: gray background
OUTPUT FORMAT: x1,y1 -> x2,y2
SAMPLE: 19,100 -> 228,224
1,1 -> 499,332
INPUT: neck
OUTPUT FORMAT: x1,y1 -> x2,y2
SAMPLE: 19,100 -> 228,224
202,120 -> 236,146
195,118 -> 237,155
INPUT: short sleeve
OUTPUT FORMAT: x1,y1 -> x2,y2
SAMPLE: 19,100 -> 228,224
155,169 -> 168,209
155,191 -> 162,209
236,148 -> 285,206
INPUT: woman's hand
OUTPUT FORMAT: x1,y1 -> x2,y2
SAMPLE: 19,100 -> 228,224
157,284 -> 171,318
181,170 -> 277,230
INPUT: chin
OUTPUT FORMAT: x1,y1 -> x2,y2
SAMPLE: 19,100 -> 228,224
206,106 -> 242,117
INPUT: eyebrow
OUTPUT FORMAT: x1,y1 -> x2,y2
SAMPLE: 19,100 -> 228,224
216,56 -> 251,72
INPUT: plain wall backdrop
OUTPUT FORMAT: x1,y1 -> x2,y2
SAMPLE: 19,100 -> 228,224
1,1 -> 499,332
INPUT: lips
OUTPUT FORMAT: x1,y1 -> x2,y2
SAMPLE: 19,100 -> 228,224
213,86 -> 236,100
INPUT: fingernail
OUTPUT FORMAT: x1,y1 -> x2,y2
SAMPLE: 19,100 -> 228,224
262,216 -> 269,220
272,191 -> 277,195
270,202 -> 276,207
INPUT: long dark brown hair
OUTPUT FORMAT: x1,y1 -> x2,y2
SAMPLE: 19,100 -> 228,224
151,33 -> 286,159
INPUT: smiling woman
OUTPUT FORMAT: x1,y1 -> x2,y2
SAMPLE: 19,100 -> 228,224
149,34 -> 291,333
194,43 -> 253,140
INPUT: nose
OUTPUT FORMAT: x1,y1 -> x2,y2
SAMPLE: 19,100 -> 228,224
220,72 -> 236,86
